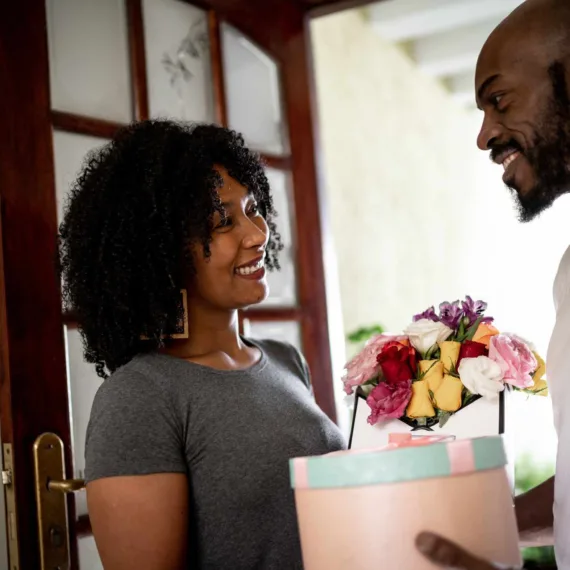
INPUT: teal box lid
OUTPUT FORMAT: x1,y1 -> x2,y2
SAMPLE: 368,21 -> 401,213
290,436 -> 506,490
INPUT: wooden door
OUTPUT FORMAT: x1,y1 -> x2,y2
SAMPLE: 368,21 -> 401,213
0,0 -> 336,567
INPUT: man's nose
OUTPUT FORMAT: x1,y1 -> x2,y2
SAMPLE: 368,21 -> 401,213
477,116 -> 503,151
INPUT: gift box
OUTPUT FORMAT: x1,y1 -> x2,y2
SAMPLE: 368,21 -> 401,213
290,435 -> 521,570
349,387 -> 516,487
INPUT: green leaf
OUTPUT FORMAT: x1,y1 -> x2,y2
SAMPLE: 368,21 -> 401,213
447,360 -> 460,378
457,319 -> 465,338
455,317 -> 483,343
461,388 -> 481,408
465,317 -> 483,341
347,325 -> 385,344
359,384 -> 375,397
362,375 -> 379,386
438,411 -> 452,428
417,360 -> 438,381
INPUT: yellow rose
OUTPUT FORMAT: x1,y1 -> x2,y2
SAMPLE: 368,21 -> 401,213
529,352 -> 548,396
419,360 -> 444,392
406,380 -> 436,418
439,341 -> 461,373
434,374 -> 463,412
472,323 -> 500,348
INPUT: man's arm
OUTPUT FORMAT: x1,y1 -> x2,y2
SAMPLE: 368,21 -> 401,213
515,475 -> 555,546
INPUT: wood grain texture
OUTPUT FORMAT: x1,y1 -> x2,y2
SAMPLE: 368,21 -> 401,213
208,10 -> 229,126
126,0 -> 150,120
0,1 -> 77,566
51,110 -> 126,139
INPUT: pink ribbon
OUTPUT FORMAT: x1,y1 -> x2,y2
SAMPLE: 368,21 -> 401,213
446,439 -> 475,474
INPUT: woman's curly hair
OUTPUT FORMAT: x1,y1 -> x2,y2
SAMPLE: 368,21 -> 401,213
59,120 -> 282,378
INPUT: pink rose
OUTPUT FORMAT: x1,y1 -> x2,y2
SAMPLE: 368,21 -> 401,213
488,334 -> 537,389
366,380 -> 412,425
342,334 -> 408,395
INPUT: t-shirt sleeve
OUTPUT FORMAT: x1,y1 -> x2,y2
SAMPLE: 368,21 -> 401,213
85,370 -> 187,483
259,339 -> 314,394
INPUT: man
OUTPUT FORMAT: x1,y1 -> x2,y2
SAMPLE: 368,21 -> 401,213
417,0 -> 570,568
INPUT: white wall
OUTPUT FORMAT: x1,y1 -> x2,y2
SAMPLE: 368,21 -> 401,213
311,9 -> 477,351
311,8 -> 564,462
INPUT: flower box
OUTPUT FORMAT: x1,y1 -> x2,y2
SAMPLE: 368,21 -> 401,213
349,387 -> 516,486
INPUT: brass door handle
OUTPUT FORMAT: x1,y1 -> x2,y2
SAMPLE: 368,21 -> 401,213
33,433 -> 85,570
48,478 -> 85,493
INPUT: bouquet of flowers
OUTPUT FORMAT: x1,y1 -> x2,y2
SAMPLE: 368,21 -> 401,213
342,296 -> 548,429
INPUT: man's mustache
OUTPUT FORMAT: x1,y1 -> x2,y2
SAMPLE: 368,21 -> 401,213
489,140 -> 524,163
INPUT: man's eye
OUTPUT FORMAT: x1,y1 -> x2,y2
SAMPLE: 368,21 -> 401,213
490,94 -> 504,106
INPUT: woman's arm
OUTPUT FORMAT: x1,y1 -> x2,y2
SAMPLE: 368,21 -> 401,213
87,473 -> 188,570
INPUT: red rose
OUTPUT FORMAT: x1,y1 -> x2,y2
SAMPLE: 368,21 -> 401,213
376,341 -> 417,384
457,340 -> 488,367
366,380 -> 412,425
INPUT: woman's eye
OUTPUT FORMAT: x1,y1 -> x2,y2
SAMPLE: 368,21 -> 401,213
248,204 -> 260,216
216,217 -> 233,229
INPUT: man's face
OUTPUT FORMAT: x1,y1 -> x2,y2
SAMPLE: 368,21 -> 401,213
475,38 -> 570,222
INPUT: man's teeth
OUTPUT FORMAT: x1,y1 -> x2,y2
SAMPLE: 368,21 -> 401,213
502,152 -> 520,171
236,260 -> 264,275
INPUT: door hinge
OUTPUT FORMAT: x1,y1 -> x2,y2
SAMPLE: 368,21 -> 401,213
3,443 -> 20,570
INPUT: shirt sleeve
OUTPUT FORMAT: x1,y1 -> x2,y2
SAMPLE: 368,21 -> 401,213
554,433 -> 570,570
85,369 -> 187,483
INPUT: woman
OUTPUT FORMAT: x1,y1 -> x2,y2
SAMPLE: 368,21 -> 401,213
59,120 -> 346,570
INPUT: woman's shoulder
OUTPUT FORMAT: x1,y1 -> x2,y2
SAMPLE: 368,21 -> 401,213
249,338 -> 310,385
93,353 -> 181,409
249,338 -> 302,364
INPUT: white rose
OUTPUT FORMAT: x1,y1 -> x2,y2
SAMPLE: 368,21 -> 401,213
458,356 -> 505,401
404,319 -> 452,355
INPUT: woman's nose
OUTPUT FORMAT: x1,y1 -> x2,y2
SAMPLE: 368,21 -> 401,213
242,218 -> 269,250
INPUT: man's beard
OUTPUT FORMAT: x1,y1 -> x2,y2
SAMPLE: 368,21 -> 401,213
503,62 -> 570,222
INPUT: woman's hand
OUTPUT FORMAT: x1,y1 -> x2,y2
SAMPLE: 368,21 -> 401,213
416,532 -> 519,570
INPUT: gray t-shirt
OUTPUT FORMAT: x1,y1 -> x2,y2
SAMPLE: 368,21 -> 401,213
85,339 -> 346,569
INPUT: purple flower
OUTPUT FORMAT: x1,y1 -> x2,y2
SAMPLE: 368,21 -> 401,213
413,306 -> 439,323
461,296 -> 494,327
439,301 -> 463,330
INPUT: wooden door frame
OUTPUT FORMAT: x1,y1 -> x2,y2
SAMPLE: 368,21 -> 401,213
0,0 -> 363,567
302,0 -> 380,18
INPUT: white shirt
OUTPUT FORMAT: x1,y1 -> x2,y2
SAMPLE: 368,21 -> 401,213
547,245 -> 570,570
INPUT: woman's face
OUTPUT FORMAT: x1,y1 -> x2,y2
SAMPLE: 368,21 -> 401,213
190,167 -> 270,310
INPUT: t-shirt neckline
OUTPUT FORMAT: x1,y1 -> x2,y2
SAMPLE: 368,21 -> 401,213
152,336 -> 268,377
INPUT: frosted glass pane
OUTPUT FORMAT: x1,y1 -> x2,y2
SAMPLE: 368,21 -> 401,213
263,168 -> 297,306
246,320 -> 302,352
46,0 -> 132,122
221,24 -> 288,154
52,131 -> 109,225
64,327 -> 104,517
78,536 -> 103,569
143,0 -> 214,122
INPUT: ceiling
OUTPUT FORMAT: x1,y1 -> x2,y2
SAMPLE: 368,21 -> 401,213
367,0 -> 525,106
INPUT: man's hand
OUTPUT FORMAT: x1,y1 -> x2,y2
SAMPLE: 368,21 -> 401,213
515,476 -> 555,546
416,532 -> 519,570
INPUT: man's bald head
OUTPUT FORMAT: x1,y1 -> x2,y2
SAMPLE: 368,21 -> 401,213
474,0 -> 570,222
478,0 -> 570,77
